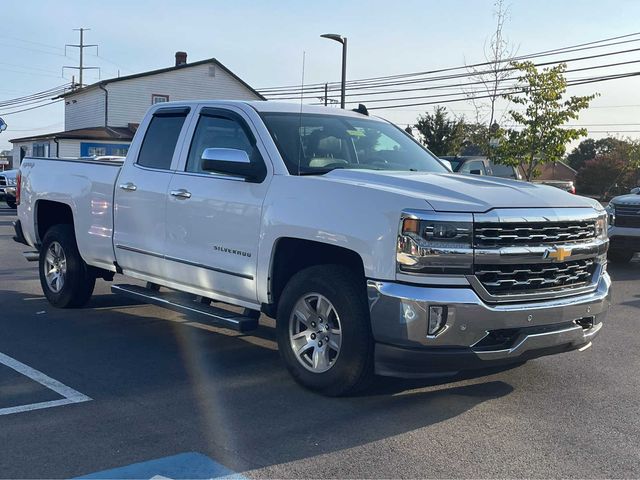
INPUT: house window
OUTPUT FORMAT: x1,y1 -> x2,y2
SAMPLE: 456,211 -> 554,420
88,146 -> 107,156
32,143 -> 49,157
152,94 -> 169,104
80,142 -> 130,157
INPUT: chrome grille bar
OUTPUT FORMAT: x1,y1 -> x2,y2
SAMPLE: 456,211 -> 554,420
474,221 -> 596,248
470,208 -> 604,302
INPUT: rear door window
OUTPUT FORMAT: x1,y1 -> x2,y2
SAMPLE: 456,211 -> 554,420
137,110 -> 188,170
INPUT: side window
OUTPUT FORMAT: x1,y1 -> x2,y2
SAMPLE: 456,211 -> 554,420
185,113 -> 265,179
460,160 -> 486,175
137,112 -> 187,170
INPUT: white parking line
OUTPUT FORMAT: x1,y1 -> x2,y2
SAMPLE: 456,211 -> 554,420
0,351 -> 91,416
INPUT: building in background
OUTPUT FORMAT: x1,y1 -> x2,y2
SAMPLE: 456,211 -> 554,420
536,160 -> 577,183
10,52 -> 264,164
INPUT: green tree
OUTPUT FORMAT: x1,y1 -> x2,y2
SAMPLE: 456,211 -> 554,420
414,106 -> 466,156
566,137 -> 630,170
575,139 -> 640,198
496,61 -> 597,180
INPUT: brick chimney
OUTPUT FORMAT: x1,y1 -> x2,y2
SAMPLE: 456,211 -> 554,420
175,51 -> 187,66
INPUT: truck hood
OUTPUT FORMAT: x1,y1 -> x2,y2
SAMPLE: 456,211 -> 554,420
611,193 -> 640,206
323,170 -> 599,213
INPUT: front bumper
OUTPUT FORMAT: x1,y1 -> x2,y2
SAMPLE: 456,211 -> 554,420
367,273 -> 611,377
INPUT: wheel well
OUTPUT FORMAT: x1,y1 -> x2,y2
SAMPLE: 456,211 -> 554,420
268,238 -> 365,315
36,200 -> 74,244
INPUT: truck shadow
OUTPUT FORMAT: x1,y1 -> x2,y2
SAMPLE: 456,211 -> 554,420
0,288 -> 516,476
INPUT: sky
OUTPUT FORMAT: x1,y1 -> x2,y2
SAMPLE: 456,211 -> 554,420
2,0 -> 640,152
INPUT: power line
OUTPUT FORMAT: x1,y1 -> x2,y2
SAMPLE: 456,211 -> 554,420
365,70 -> 640,110
0,99 -> 64,116
258,31 -> 640,93
267,45 -> 640,100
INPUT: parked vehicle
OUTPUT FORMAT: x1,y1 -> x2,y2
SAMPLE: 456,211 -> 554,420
0,169 -> 18,208
605,187 -> 640,263
14,101 -> 611,396
440,155 -> 522,180
533,179 -> 576,194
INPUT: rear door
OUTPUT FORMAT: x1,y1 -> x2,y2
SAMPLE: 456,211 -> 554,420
163,105 -> 271,304
113,106 -> 191,281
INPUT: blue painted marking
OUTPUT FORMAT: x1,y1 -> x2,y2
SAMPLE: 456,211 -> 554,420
76,452 -> 246,480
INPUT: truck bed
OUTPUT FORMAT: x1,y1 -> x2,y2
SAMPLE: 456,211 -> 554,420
18,156 -> 123,272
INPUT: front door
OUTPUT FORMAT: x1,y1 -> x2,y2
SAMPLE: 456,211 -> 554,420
164,106 -> 271,305
113,107 -> 191,281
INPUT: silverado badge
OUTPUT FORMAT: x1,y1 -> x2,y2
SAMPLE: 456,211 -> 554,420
544,246 -> 571,262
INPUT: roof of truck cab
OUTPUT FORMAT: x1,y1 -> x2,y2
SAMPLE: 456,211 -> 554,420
249,101 -> 382,119
149,100 -> 385,120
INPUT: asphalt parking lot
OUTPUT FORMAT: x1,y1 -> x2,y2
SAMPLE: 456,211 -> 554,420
0,204 -> 639,479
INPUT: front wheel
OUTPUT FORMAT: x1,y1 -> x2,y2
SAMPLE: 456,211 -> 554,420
276,265 -> 374,396
39,225 -> 96,308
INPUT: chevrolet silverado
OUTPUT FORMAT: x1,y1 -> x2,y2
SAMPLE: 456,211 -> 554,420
13,101 -> 611,395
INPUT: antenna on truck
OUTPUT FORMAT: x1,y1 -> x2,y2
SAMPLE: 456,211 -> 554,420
297,51 -> 306,177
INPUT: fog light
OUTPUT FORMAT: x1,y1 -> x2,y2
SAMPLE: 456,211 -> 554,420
428,305 -> 447,336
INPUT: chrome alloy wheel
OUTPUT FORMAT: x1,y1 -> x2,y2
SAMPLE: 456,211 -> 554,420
289,293 -> 342,373
44,241 -> 67,293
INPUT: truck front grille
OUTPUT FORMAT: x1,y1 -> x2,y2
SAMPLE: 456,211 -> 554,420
475,258 -> 597,296
474,220 -> 596,248
614,204 -> 640,227
0,176 -> 6,187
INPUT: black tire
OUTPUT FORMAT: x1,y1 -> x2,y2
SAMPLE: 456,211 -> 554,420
276,265 -> 374,396
39,224 -> 96,308
6,200 -> 17,209
607,248 -> 635,264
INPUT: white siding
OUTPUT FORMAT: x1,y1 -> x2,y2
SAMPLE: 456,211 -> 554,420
106,62 -> 262,127
57,139 -> 80,158
64,88 -> 106,130
11,140 -> 55,164
12,142 -> 29,165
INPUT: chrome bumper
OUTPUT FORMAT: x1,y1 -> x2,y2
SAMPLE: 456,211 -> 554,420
367,273 -> 611,376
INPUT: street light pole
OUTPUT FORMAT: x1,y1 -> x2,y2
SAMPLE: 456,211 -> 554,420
320,33 -> 347,109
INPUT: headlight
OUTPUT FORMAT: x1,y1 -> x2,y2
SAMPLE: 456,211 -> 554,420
605,204 -> 615,227
6,177 -> 16,186
397,211 -> 473,275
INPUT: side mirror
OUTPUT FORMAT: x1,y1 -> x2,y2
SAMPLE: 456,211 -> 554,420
470,169 -> 482,175
631,187 -> 640,194
200,148 -> 261,182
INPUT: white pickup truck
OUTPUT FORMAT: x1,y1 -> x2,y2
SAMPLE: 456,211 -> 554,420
14,101 -> 611,396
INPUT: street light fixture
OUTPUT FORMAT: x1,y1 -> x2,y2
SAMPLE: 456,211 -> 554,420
320,33 -> 347,109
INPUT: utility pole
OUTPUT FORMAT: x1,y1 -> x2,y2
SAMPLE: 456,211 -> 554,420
63,28 -> 99,88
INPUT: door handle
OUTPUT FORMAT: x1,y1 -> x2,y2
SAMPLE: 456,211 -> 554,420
170,189 -> 192,199
119,182 -> 137,191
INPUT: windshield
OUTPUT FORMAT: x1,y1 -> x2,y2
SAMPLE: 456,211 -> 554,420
260,112 -> 447,175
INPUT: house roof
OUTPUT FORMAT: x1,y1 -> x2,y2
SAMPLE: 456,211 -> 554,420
10,126 -> 136,144
56,57 -> 266,100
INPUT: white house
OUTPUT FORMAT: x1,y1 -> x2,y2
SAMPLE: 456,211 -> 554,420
10,52 -> 264,164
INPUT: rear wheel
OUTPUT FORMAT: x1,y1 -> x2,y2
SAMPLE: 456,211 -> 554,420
276,265 -> 374,396
6,200 -> 16,209
39,225 -> 96,308
608,248 -> 635,264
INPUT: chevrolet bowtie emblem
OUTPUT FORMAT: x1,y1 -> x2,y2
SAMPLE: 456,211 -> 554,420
545,247 -> 571,262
